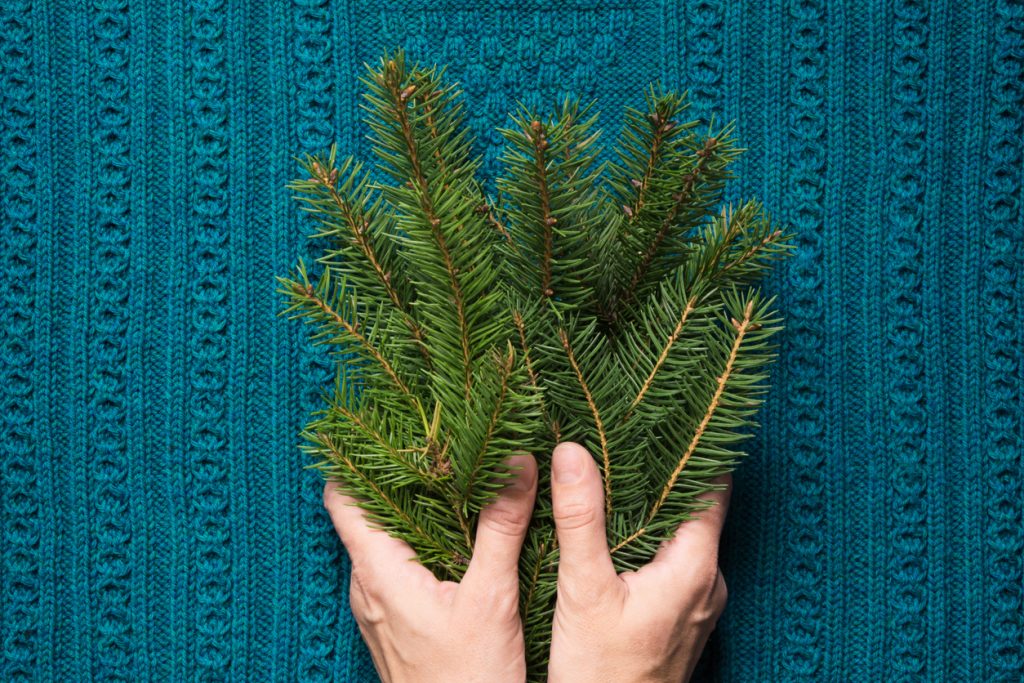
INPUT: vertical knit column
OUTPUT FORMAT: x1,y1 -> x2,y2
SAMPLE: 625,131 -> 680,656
778,0 -> 829,677
157,1 -> 192,679
920,1 -> 949,676
126,0 -> 154,678
185,0 -> 234,675
940,4 -> 986,678
53,0 -> 94,677
713,1 -> 781,679
0,2 -> 40,679
840,1 -> 887,678
981,0 -> 1023,679
883,1 -> 930,678
286,1 -> 352,680
224,1 -> 251,677
674,3 -> 726,680
820,0 -> 846,674
86,0 -> 135,677
250,0 -> 299,676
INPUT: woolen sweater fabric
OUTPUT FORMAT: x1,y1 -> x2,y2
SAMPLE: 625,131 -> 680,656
1,0 -> 1021,680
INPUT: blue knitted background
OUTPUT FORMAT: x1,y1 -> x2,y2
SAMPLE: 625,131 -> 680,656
2,0 -> 1021,680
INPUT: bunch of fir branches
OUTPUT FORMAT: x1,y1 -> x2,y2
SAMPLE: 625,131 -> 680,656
278,49 -> 793,680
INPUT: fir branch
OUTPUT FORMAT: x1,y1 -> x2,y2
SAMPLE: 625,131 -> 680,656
382,69 -> 474,399
476,195 -> 516,248
624,134 -> 721,299
498,96 -> 607,316
521,535 -> 552,625
317,431 -> 468,568
611,297 -> 758,556
529,119 -> 557,299
624,95 -> 686,219
278,264 -> 413,399
559,327 -> 612,518
332,402 -> 436,483
305,150 -> 431,366
457,345 -> 516,512
623,293 -> 700,421
280,54 -> 793,679
297,282 -> 407,393
686,200 -> 796,287
513,308 -> 560,442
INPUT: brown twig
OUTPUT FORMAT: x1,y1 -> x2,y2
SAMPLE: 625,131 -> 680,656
610,299 -> 755,555
559,327 -> 611,518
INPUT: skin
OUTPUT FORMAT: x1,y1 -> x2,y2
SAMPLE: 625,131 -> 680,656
323,442 -> 730,683
546,442 -> 730,683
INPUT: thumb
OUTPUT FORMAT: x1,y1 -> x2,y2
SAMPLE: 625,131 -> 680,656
461,453 -> 537,594
550,442 -> 617,600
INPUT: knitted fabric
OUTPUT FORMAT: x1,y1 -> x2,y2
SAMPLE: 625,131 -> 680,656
1,1 -> 1021,680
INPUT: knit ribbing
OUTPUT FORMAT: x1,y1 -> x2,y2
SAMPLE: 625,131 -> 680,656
821,0 -> 846,674
921,2 -> 949,675
1,3 -> 39,680
982,0 -> 1023,677
86,0 -> 134,677
678,5 -> 726,678
837,2 -> 885,678
778,0 -> 829,677
883,1 -> 930,678
287,1 -> 358,680
58,1 -> 94,676
944,6 -> 986,679
186,0 -> 234,675
1,3 -> 1021,681
714,0 -> 778,678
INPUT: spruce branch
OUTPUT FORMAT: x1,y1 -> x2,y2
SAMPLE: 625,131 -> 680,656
288,146 -> 431,368
276,262 -> 416,400
558,326 -> 612,517
498,96 -> 608,315
279,48 -> 793,681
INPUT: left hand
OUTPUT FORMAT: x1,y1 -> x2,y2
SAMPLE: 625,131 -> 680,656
323,453 -> 538,683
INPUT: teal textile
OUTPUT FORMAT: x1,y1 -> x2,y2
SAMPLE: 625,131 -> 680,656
2,0 -> 1021,680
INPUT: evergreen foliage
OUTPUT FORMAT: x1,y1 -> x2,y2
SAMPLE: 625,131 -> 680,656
277,49 -> 794,680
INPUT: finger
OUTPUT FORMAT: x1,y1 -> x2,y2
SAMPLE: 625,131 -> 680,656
649,473 -> 732,569
550,442 -> 617,595
322,480 -> 433,582
461,453 -> 538,594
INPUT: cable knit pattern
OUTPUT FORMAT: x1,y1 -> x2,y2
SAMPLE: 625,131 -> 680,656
185,0 -> 233,675
779,1 -> 829,678
982,1 -> 1023,679
86,0 -> 134,677
1,3 -> 40,680
884,1 -> 929,679
0,2 -> 1020,681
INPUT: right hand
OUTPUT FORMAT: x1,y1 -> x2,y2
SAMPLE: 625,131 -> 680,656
546,442 -> 731,683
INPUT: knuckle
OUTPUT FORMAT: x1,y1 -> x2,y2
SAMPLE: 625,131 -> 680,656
554,499 -> 597,531
691,569 -> 728,627
473,577 -> 520,616
349,570 -> 386,627
681,559 -> 721,596
349,564 -> 382,601
559,578 -> 612,612
712,570 -> 728,614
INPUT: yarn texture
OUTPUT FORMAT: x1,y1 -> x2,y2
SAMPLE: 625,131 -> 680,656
1,1 -> 1020,681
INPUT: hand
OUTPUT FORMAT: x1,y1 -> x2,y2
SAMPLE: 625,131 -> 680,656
323,454 -> 538,683
547,442 -> 730,683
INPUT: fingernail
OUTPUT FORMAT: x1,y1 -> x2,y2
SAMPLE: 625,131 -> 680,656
504,454 -> 534,490
553,445 -> 584,484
